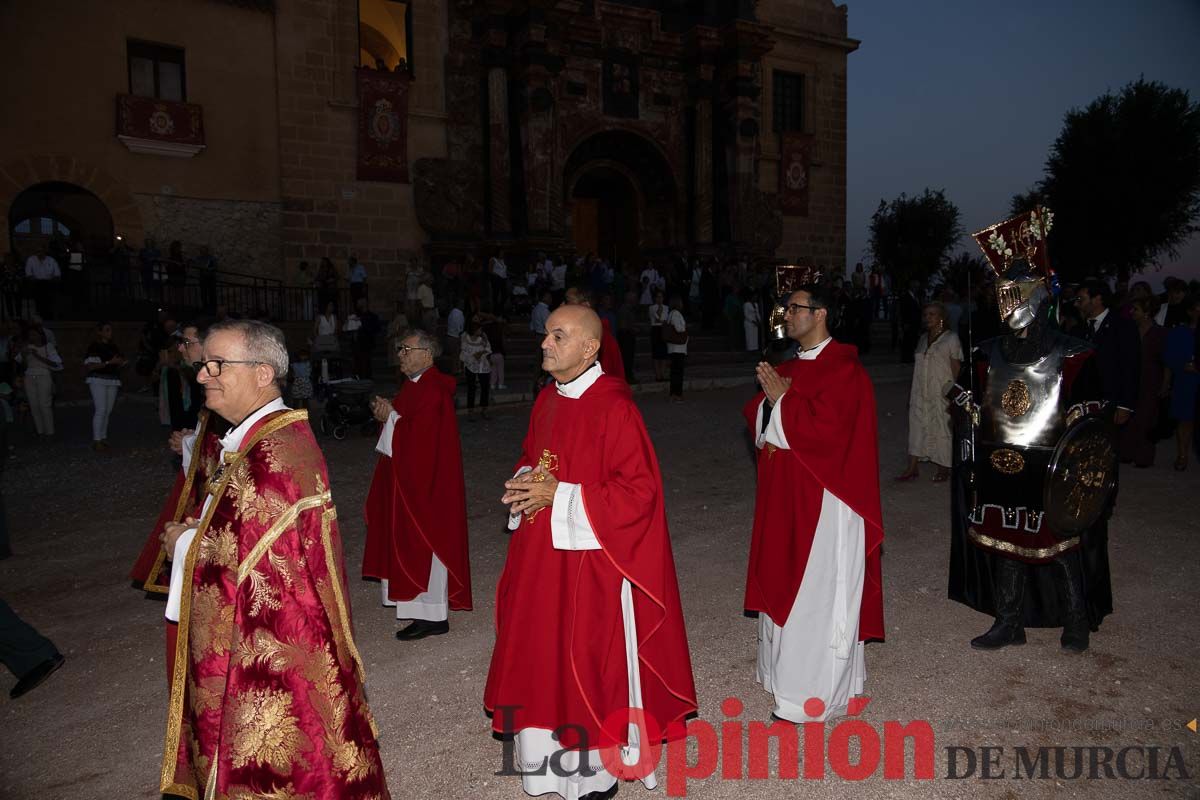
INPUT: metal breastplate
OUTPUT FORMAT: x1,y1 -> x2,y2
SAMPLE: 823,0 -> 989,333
979,341 -> 1067,450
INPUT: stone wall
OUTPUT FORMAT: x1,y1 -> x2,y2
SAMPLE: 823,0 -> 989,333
133,194 -> 283,277
755,0 -> 857,271
273,0 -> 448,314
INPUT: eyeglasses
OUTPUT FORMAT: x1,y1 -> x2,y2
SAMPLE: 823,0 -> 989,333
194,359 -> 263,377
396,345 -> 430,354
785,303 -> 820,315
178,338 -> 200,347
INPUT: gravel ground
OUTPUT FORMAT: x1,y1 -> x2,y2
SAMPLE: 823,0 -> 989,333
1,380 -> 1197,799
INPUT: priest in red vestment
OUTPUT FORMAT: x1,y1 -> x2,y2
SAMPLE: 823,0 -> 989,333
566,286 -> 626,382
159,320 -> 389,800
486,305 -> 696,800
363,328 -> 472,640
744,283 -> 885,723
130,326 -> 228,684
131,325 -> 215,595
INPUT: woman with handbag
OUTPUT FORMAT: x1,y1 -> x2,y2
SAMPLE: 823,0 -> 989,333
649,289 -> 669,381
664,295 -> 688,402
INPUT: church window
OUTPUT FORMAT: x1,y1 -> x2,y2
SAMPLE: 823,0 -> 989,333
359,0 -> 413,74
127,40 -> 186,102
772,71 -> 805,133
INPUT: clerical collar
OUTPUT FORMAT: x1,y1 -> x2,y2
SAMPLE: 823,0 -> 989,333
407,366 -> 430,383
795,336 -> 833,361
220,397 -> 290,451
556,361 -> 603,399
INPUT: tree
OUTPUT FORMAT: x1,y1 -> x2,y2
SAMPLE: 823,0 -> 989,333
1012,79 -> 1200,282
938,252 -> 989,296
869,189 -> 963,290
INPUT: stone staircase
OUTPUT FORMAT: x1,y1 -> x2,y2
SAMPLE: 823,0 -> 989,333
366,318 -> 910,408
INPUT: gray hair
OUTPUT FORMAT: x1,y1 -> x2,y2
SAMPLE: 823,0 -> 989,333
206,318 -> 290,388
402,328 -> 442,358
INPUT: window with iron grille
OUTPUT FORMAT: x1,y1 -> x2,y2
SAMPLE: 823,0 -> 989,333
772,71 -> 804,133
127,40 -> 186,102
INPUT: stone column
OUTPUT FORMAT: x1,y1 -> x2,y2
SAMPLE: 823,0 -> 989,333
696,87 -> 710,247
487,67 -> 512,234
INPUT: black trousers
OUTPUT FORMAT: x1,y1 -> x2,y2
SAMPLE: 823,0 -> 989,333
466,370 -> 489,409
669,353 -> 685,396
490,274 -> 508,313
617,330 -> 636,382
0,598 -> 58,680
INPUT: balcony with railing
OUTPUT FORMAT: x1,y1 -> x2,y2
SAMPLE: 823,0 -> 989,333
115,94 -> 206,158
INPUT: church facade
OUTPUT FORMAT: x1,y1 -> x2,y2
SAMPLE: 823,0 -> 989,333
1,0 -> 856,308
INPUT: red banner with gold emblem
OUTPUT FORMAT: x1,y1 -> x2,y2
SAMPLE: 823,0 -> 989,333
116,94 -> 205,146
356,67 -> 410,183
779,133 -> 813,217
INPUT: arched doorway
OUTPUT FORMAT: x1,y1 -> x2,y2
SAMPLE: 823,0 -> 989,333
564,130 -> 680,268
570,165 -> 639,265
8,181 -> 114,260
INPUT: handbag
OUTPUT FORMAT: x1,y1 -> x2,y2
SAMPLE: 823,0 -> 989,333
662,315 -> 688,346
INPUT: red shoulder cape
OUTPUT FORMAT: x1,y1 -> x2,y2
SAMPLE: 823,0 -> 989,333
362,366 -> 473,610
742,341 -> 885,641
485,376 -> 697,746
599,318 -> 626,382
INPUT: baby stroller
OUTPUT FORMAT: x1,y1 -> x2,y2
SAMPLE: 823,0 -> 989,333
319,378 -> 377,440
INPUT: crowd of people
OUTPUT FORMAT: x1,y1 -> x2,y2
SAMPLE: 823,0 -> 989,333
897,271 -> 1200,482
101,274 -> 887,798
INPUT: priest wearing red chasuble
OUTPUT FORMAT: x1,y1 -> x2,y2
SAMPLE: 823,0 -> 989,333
744,285 -> 885,723
159,320 -> 389,800
363,329 -> 472,640
487,305 -> 697,800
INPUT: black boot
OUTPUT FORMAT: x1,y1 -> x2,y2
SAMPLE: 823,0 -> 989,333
971,558 -> 1026,650
1057,553 -> 1090,653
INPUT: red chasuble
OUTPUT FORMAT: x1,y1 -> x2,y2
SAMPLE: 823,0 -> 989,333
362,366 -> 472,609
161,410 -> 389,800
741,341 -> 885,642
130,410 -> 219,593
484,375 -> 697,747
599,318 -> 626,382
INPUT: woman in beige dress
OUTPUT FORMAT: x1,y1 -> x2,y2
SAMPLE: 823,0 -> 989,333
896,302 -> 962,482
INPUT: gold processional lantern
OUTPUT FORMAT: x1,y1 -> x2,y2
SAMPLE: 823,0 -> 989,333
767,264 -> 822,341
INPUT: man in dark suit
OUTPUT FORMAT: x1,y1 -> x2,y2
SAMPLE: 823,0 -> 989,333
1077,278 -> 1140,425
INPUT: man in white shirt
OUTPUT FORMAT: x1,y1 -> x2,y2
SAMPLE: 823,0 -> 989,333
24,247 -> 60,319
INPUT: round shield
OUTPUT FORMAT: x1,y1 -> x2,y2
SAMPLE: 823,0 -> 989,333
1043,415 -> 1117,536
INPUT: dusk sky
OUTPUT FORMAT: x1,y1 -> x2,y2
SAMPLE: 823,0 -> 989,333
845,0 -> 1200,288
